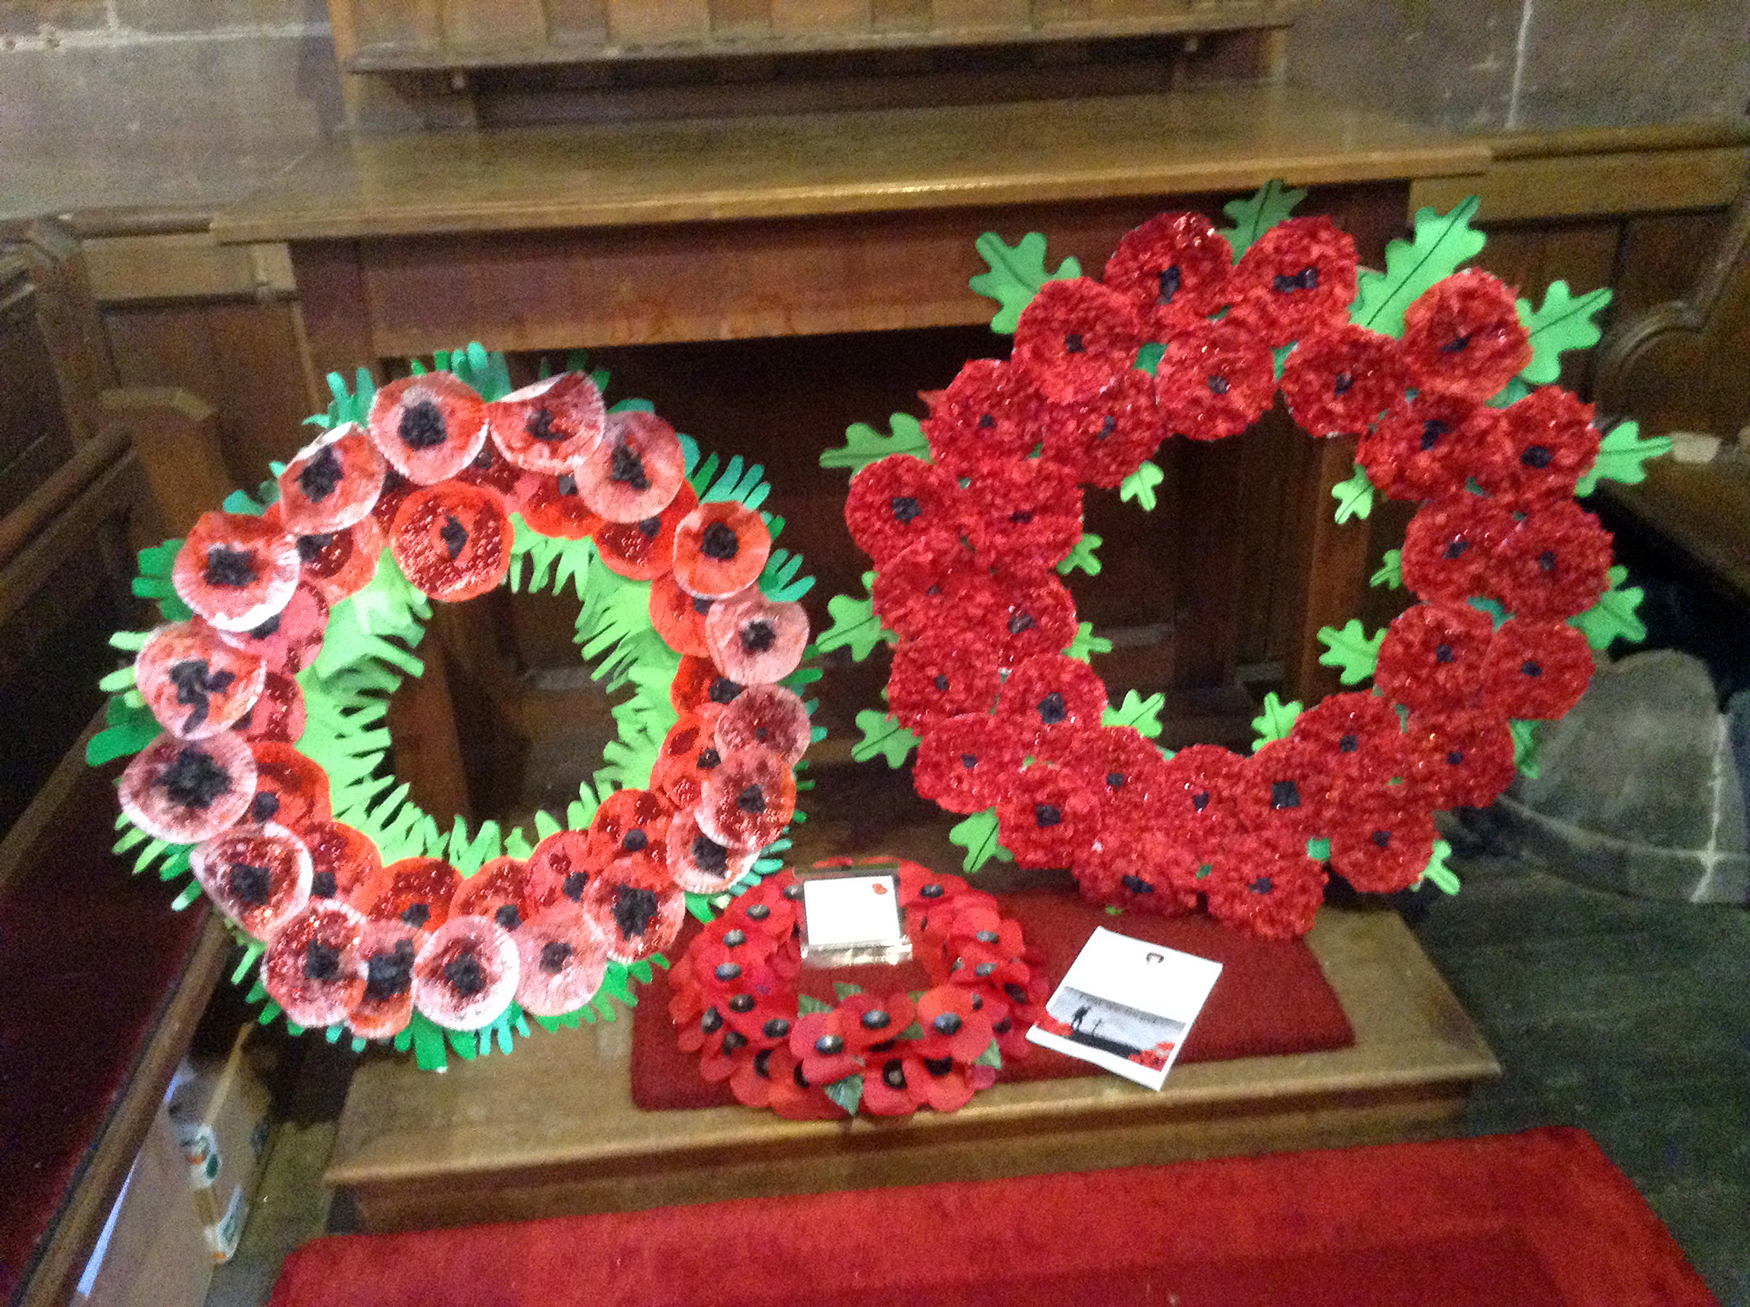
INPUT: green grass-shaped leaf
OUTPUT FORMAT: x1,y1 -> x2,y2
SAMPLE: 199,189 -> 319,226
1509,719 -> 1542,779
969,231 -> 1082,334
1317,619 -> 1384,686
1351,197 -> 1485,338
852,710 -> 919,768
1250,692 -> 1303,751
1217,179 -> 1307,260
819,413 -> 931,474
1517,280 -> 1612,386
949,807 -> 1014,874
1576,420 -> 1672,496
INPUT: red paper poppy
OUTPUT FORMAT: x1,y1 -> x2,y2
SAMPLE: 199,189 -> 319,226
697,746 -> 797,850
513,903 -> 609,1018
299,817 -> 381,905
134,620 -> 265,740
190,821 -> 312,940
648,571 -> 714,657
1072,821 -> 1200,916
1399,494 -> 1517,605
844,454 -> 969,565
1039,367 -> 1166,489
367,372 -> 490,486
525,829 -> 599,910
1400,270 -> 1532,401
346,920 -> 418,1040
412,915 -> 519,1030
1495,500 -> 1615,620
1280,324 -> 1409,437
995,653 -> 1109,758
486,371 -> 606,476
1102,211 -> 1235,335
912,712 -> 1028,815
369,468 -> 413,532
1203,830 -> 1328,940
729,1045 -> 817,1114
580,855 -> 684,964
995,763 -> 1099,868
704,588 -> 808,686
888,632 -> 1004,731
1148,744 -> 1249,855
1152,320 -> 1276,442
575,408 -> 686,523
595,480 -> 698,582
455,442 -> 535,506
986,560 -> 1081,669
277,424 -> 387,536
908,1052 -> 978,1113
870,534 -> 994,643
173,510 -> 302,633
294,514 -> 384,605
213,581 -> 329,677
920,357 -> 1044,475
1475,387 -> 1603,507
1012,277 -> 1146,404
1060,724 -> 1170,813
916,985 -> 996,1063
670,652 -> 745,714
649,709 -> 728,811
666,808 -> 758,894
1226,216 -> 1360,347
1374,601 -> 1497,715
389,481 -> 512,602
861,1054 -> 922,1116
263,899 -> 368,1029
587,788 -> 674,869
517,472 -> 604,541
1289,691 -> 1415,786
237,670 -> 306,744
360,856 -> 460,936
715,684 -> 812,767
732,875 -> 802,940
1479,617 -> 1594,720
450,855 -> 535,932
247,739 -> 331,830
1326,797 -> 1438,894
836,989 -> 917,1053
1355,391 -> 1492,503
672,501 -> 773,599
894,863 -> 970,913
958,456 -> 1084,567
1404,709 -> 1518,809
786,1009 -> 862,1085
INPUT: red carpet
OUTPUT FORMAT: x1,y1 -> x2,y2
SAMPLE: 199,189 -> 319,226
269,1128 -> 1718,1306
631,889 -> 1356,1110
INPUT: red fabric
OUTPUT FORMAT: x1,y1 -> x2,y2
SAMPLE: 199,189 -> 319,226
631,890 -> 1354,1111
268,1128 -> 1719,1307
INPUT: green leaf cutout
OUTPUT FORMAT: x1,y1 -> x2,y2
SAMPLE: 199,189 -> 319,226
1306,836 -> 1333,862
973,1040 -> 1003,1070
950,807 -> 1014,874
798,994 -> 833,1015
1418,838 -> 1460,895
1250,692 -> 1303,751
1102,689 -> 1165,740
1509,719 -> 1542,780
1576,420 -> 1672,496
1332,463 -> 1376,524
1057,532 -> 1103,577
852,710 -> 920,768
1217,180 -> 1307,260
1063,622 -> 1113,663
1317,619 -> 1385,686
818,573 -> 891,662
824,1073 -> 864,1117
820,414 -> 931,474
833,982 -> 863,1001
1517,281 -> 1612,386
969,231 -> 1082,334
1351,197 -> 1485,338
1119,460 -> 1164,511
1571,566 -> 1646,651
87,695 -> 160,766
1371,549 -> 1404,590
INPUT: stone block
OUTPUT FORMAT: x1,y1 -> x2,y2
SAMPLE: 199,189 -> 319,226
0,0 -> 108,36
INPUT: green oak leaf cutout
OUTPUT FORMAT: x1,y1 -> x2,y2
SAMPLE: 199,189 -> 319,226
1509,719 -> 1542,780
950,807 -> 1014,874
1217,179 -> 1307,260
820,412 -> 931,473
1250,692 -> 1303,751
1371,548 -> 1403,590
852,710 -> 920,768
1576,420 -> 1672,496
818,573 -> 891,662
1332,463 -> 1376,524
1571,566 -> 1646,651
1119,460 -> 1165,511
1102,689 -> 1165,740
1418,838 -> 1460,895
1351,197 -> 1485,339
1057,532 -> 1103,577
1064,622 -> 1114,663
1517,280 -> 1612,386
969,231 -> 1082,334
1317,619 -> 1384,685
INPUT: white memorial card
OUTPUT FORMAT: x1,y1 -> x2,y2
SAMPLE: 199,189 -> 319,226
799,871 -> 909,966
1026,927 -> 1222,1089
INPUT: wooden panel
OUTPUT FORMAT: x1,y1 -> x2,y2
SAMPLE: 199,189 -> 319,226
545,0 -> 609,42
1411,146 -> 1745,222
445,0 -> 547,46
83,232 -> 296,303
608,0 -> 712,42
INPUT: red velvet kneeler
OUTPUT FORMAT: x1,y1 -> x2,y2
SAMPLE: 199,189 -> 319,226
631,889 -> 1356,1110
268,1128 -> 1718,1306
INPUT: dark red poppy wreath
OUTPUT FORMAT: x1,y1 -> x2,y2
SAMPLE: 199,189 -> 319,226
91,345 -> 821,1069
819,182 -> 1670,941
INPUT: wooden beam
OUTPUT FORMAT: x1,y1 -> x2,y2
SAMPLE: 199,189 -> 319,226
98,387 -> 234,538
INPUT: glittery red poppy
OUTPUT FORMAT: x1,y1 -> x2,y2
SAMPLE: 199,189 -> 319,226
389,481 -> 512,602
525,829 -> 599,910
958,456 -> 1083,567
455,442 -> 534,505
1149,744 -> 1249,854
347,919 -> 419,1040
995,763 -> 1100,869
1059,724 -> 1170,814
1374,601 -> 1497,715
1102,211 -> 1235,335
649,709 -> 728,811
1234,738 -> 1330,839
1152,320 -> 1276,442
1039,367 -> 1166,489
1479,618 -> 1594,720
580,855 -> 684,964
517,472 -> 603,541
1280,325 -> 1409,437
360,856 -> 460,937
173,510 -> 302,634
450,855 -> 534,932
1289,691 -> 1415,786
1012,277 -> 1146,404
667,808 -> 758,894
844,454 -> 969,565
412,915 -> 519,1030
237,670 -> 306,744
994,654 -> 1109,758
486,371 -> 606,476
888,631 -> 1003,731
1399,494 -> 1517,605
595,480 -> 698,582
248,739 -> 332,830
263,899 -> 368,1028
1227,217 -> 1360,347
870,533 -> 993,643
1400,270 -> 1532,401
277,424 -> 387,536
1072,821 -> 1200,916
704,589 -> 808,686
299,817 -> 381,906
294,513 -> 384,605
716,684 -> 812,767
1203,830 -> 1327,940
587,788 -> 674,869
985,560 -> 1080,669
1474,387 -> 1602,507
1495,500 -> 1614,621
669,653 -> 745,715
697,746 -> 797,850
213,581 -> 329,678
673,500 -> 773,599
1404,709 -> 1518,809
1326,796 -> 1437,894
648,571 -> 713,657
190,821 -> 312,940
575,408 -> 686,524
920,357 -> 1044,474
367,372 -> 490,486
513,903 -> 609,1019
134,620 -> 265,740
1356,391 -> 1492,502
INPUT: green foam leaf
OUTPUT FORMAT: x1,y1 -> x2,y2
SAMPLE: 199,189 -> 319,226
1056,532 -> 1103,577
1418,838 -> 1460,895
1101,689 -> 1165,740
1332,463 -> 1376,524
949,807 -> 1013,874
818,574 -> 891,662
1576,420 -> 1672,496
1063,622 -> 1113,663
798,994 -> 833,1015
1509,719 -> 1542,779
1571,565 -> 1646,651
969,230 -> 1082,334
1371,549 -> 1404,590
852,710 -> 919,768
820,413 -> 930,473
973,1040 -> 1003,1070
1119,460 -> 1164,511
823,1073 -> 864,1117
87,695 -> 160,766
1250,692 -> 1303,751
1517,280 -> 1612,386
1351,197 -> 1486,338
1218,180 -> 1307,260
1317,619 -> 1384,686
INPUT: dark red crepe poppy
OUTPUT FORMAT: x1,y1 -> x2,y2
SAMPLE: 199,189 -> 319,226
888,631 -> 1004,731
985,560 -> 1081,669
213,581 -> 329,678
704,589 -> 808,686
1374,601 -> 1497,715
1404,708 -> 1518,809
1234,738 -> 1330,839
1355,390 -> 1491,503
844,454 -> 969,565
1072,821 -> 1200,916
958,456 -> 1084,567
1495,500 -> 1615,621
716,684 -> 812,767
575,408 -> 686,524
367,372 -> 490,486
517,472 -> 604,541
587,788 -> 674,869
995,763 -> 1099,869
1400,270 -> 1532,402
673,500 -> 773,599
697,746 -> 797,850
1479,618 -> 1594,720
172,510 -> 301,634
486,371 -> 606,476
648,571 -> 713,657
450,856 -> 534,932
359,856 -> 460,938
1289,690 -> 1415,786
389,481 -> 512,602
1226,216 -> 1360,347
1039,367 -> 1166,489
134,620 -> 265,740
299,817 -> 381,906
595,480 -> 698,582
1011,277 -> 1146,404
1059,724 -> 1170,813
920,357 -> 1045,474
870,533 -> 994,643
1279,324 -> 1409,437
248,739 -> 332,831
1474,386 -> 1603,507
1202,829 -> 1328,940
670,653 -> 744,715
294,513 -> 384,605
994,653 -> 1109,758
277,424 -> 386,536
1102,211 -> 1235,335
1326,796 -> 1437,894
1152,320 -> 1276,442
525,829 -> 600,910
1149,744 -> 1249,855
1399,494 -> 1517,605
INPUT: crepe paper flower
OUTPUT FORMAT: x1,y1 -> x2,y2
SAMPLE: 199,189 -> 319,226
959,456 -> 1084,567
1374,601 -> 1497,715
277,424 -> 387,536
214,581 -> 330,678
368,371 -> 490,486
889,632 -> 1005,731
248,739 -> 333,830
1400,270 -> 1533,402
861,1055 -> 922,1116
995,763 -> 1100,869
486,371 -> 607,476
987,561 -> 1082,669
450,856 -> 535,932
1226,216 -> 1360,347
518,472 -> 604,541
1012,277 -> 1147,404
293,513 -> 384,605
580,855 -> 686,964
1102,211 -> 1236,335
908,1052 -> 979,1113
1479,618 -> 1595,720
1399,495 -> 1518,606
595,480 -> 698,582
1039,366 -> 1167,489
190,821 -> 313,940
920,357 -> 1045,474
715,684 -> 812,767
1072,821 -> 1201,916
648,571 -> 714,658
237,670 -> 307,744
346,920 -> 420,1040
1059,724 -> 1169,812
1474,387 -> 1603,507
134,621 -> 266,740
704,588 -> 809,686
870,533 -> 993,642
1152,320 -> 1276,442
1495,500 -> 1615,621
996,654 -> 1110,758
1289,691 -> 1416,785
1148,743 -> 1249,850
1355,390 -> 1492,503
845,454 -> 970,565
916,985 -> 996,1063
411,914 -> 519,1031
1203,830 -> 1328,940
913,712 -> 1030,815
837,990 -> 918,1053
1404,709 -> 1519,810
1280,324 -> 1409,437
787,1009 -> 863,1085
697,746 -> 797,849
669,807 -> 761,894
263,899 -> 368,1029
389,481 -> 513,602
1327,797 -> 1438,894
173,510 -> 302,633
525,829 -> 599,910
299,818 -> 382,905
360,857 -> 461,937
1235,738 -> 1331,838
670,653 -> 745,715
673,500 -> 775,599
572,407 -> 685,523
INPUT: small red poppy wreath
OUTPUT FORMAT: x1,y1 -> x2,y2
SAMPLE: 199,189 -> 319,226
823,185 -> 1649,940
669,861 -> 1046,1117
98,349 -> 817,1065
